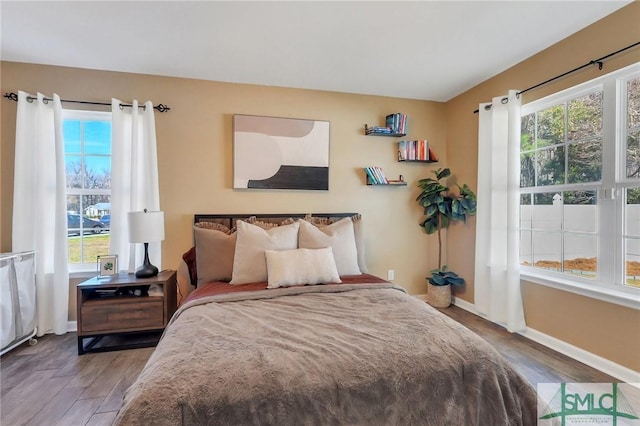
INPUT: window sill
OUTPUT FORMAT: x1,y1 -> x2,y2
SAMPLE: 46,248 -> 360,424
69,270 -> 97,280
521,268 -> 640,310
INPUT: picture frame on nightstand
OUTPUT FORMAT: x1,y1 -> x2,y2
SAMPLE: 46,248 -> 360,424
97,254 -> 118,278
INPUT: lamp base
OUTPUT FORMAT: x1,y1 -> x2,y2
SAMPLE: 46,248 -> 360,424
135,264 -> 158,279
135,242 -> 159,278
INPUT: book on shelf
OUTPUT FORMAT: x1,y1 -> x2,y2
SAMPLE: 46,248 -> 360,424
428,146 -> 439,162
364,167 -> 379,183
374,166 -> 388,184
398,140 -> 431,161
364,166 -> 388,184
366,127 -> 392,135
385,113 -> 407,134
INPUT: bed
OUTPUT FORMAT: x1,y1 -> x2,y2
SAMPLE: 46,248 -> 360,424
115,213 -> 537,425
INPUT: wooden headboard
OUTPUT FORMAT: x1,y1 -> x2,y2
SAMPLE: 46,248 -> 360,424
194,213 -> 357,229
179,213 -> 363,297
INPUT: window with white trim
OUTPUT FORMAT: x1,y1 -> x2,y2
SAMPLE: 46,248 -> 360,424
519,63 -> 640,302
63,110 -> 112,271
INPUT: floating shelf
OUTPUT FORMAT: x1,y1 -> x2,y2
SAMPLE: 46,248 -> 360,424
365,175 -> 407,186
364,124 -> 406,137
398,159 -> 438,163
367,181 -> 407,186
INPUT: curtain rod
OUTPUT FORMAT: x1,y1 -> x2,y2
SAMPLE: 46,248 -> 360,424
2,92 -> 171,113
473,40 -> 640,114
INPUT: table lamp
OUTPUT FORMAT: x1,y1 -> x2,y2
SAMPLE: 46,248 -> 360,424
128,209 -> 165,278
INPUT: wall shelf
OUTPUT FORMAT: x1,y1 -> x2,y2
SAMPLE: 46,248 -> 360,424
397,140 -> 439,163
364,124 -> 406,137
398,159 -> 437,163
365,175 -> 407,186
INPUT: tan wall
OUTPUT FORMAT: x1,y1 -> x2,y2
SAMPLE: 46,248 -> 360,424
445,2 -> 640,372
2,3 -> 639,372
1,61 -> 448,319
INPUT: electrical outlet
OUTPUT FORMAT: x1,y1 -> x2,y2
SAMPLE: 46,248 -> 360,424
387,269 -> 395,281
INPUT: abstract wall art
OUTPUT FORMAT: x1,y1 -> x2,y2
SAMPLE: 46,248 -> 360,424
233,114 -> 330,190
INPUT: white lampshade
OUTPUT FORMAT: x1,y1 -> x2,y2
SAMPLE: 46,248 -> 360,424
128,210 -> 165,243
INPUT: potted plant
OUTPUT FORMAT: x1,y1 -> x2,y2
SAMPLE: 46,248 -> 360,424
416,168 -> 477,308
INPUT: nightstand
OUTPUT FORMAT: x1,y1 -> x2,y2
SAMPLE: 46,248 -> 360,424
76,270 -> 177,355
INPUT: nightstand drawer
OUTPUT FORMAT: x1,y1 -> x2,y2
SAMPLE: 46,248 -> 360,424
80,297 -> 164,333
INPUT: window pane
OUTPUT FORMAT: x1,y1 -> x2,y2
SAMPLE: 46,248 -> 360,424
84,121 -> 112,155
65,154 -> 82,189
520,193 -> 532,229
67,194 -> 110,265
628,77 -> 640,130
521,113 -> 535,152
627,130 -> 640,179
532,231 -> 561,271
520,230 -> 532,266
533,192 -> 561,230
84,156 -> 111,189
626,188 -> 640,236
536,146 -> 565,186
520,152 -> 535,187
563,234 -> 597,279
567,139 -> 602,183
536,104 -> 564,148
67,194 -> 80,217
563,190 -> 597,233
568,91 -> 602,142
624,189 -> 639,287
625,238 -> 640,288
63,120 -> 81,153
627,78 -> 640,179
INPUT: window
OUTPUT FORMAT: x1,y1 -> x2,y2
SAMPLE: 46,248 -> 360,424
63,110 -> 112,271
520,63 -> 640,306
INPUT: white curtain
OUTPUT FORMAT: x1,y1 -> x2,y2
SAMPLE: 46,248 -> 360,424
474,90 -> 526,333
110,99 -> 161,273
13,91 -> 69,336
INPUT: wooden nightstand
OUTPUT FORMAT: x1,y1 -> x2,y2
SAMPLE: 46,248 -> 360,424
76,270 -> 177,355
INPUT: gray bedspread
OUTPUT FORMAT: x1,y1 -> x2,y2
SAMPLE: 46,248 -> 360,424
115,282 -> 537,425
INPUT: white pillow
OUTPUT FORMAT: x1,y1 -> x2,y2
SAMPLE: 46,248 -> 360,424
298,218 -> 361,275
265,248 -> 342,289
351,215 -> 368,273
230,220 -> 300,285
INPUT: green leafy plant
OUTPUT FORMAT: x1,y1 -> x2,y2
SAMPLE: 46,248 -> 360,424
428,266 -> 464,286
416,168 -> 477,286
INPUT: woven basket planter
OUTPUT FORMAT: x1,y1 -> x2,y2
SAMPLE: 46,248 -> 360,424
426,283 -> 452,308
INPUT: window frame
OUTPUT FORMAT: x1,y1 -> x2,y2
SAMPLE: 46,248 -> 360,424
519,62 -> 640,310
63,109 -> 112,273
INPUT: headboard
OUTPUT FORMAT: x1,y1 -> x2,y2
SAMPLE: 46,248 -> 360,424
183,213 -> 362,288
194,213 -> 358,229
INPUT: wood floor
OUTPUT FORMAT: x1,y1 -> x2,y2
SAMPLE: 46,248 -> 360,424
1,305 -> 617,425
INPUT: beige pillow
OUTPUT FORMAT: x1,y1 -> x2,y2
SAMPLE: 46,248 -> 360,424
194,226 -> 237,284
304,214 -> 368,273
351,214 -> 368,273
244,216 -> 280,230
194,221 -> 231,233
230,220 -> 300,285
265,248 -> 341,289
298,218 -> 361,275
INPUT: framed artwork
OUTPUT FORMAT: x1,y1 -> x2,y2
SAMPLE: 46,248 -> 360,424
233,114 -> 330,190
97,255 -> 118,278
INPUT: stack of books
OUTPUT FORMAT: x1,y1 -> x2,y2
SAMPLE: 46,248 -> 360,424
398,140 -> 437,161
386,113 -> 407,135
364,166 -> 388,184
365,126 -> 394,135
364,113 -> 408,135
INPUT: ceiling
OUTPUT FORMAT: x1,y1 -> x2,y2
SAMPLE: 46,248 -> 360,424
0,1 -> 632,102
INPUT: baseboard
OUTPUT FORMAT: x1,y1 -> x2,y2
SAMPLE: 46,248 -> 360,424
451,296 -> 640,385
67,321 -> 77,332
